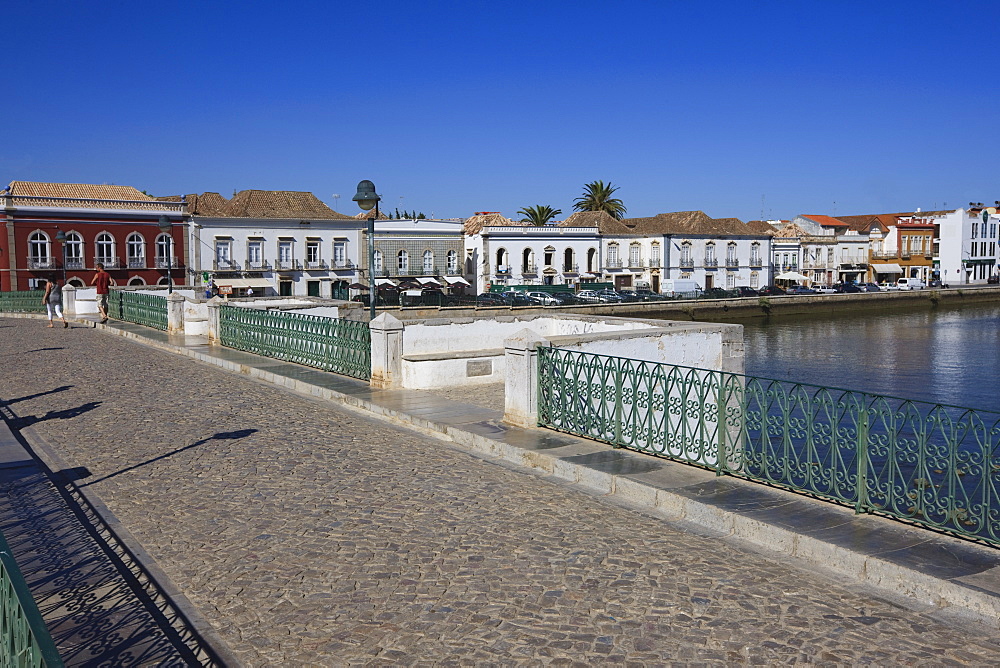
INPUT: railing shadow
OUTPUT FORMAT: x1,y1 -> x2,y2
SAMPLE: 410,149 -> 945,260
0,407 -> 241,666
3,385 -> 73,405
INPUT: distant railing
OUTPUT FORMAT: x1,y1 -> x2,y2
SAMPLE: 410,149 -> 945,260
110,290 -> 168,330
26,258 -> 56,270
94,257 -> 121,269
155,257 -> 180,269
0,291 -> 46,313
0,531 -> 65,667
219,305 -> 370,380
537,348 -> 1000,547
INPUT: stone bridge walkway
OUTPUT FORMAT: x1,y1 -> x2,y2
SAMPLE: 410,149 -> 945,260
1,315 -> 999,665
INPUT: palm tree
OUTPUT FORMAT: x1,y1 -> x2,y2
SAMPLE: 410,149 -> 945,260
573,180 -> 626,220
517,205 -> 562,226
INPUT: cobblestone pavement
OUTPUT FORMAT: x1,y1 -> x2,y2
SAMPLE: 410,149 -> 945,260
2,317 -> 999,666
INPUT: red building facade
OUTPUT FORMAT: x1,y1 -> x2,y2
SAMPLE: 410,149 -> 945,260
1,182 -> 186,291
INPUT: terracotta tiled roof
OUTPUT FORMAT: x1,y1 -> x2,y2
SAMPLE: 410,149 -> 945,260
353,210 -> 391,220
800,214 -> 848,228
773,223 -> 809,238
6,181 -> 152,201
559,211 -> 617,229
464,212 -> 518,235
222,190 -> 354,219
605,211 -> 766,237
185,192 -> 230,216
744,220 -> 778,236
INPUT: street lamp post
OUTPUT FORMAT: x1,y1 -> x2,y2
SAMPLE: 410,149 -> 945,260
54,230 -> 67,284
158,216 -> 173,294
353,180 -> 381,321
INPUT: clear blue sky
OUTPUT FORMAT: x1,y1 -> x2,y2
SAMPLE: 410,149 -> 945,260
4,0 -> 998,222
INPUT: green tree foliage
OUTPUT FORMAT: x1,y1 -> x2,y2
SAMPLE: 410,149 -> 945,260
517,205 -> 562,226
572,180 -> 626,220
393,208 -> 426,219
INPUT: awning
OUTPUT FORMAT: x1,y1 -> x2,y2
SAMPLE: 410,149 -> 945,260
580,273 -> 596,278
871,263 -> 903,273
443,276 -> 471,286
403,289 -> 423,296
416,277 -> 441,285
215,278 -> 272,288
375,278 -> 397,286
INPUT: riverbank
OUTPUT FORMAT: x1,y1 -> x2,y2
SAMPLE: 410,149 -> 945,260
384,285 -> 1000,323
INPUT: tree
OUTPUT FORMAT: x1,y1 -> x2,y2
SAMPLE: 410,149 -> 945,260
572,180 -> 626,220
517,205 -> 562,226
393,208 -> 427,219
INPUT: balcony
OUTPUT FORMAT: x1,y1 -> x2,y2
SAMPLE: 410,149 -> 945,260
304,260 -> 328,270
521,264 -> 538,275
127,257 -> 146,269
329,259 -> 354,270
704,258 -> 718,268
66,258 -> 85,270
156,257 -> 180,269
725,258 -> 740,269
562,263 -> 580,274
495,265 -> 511,275
95,257 -> 121,269
605,259 -> 624,269
27,258 -> 56,269
214,259 -> 240,271
627,258 -> 644,269
749,256 -> 762,267
274,259 -> 300,271
871,251 -> 899,260
246,260 -> 270,270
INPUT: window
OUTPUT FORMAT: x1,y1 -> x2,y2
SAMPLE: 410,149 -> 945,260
522,248 -> 534,272
247,240 -> 263,268
750,242 -> 760,266
563,248 -> 575,272
422,250 -> 434,273
680,242 -> 692,265
495,248 -> 509,272
373,249 -> 383,273
629,243 -> 641,267
126,233 -> 145,268
65,232 -> 84,269
397,249 -> 409,273
607,243 -> 619,265
446,250 -> 458,273
586,248 -> 597,273
544,246 -> 555,267
28,232 -> 51,268
650,243 -> 660,267
278,240 -> 293,268
215,239 -> 232,269
155,234 -> 172,268
705,243 -> 716,265
726,272 -> 736,288
95,232 -> 115,266
726,243 -> 738,266
333,241 -> 347,267
306,240 -> 321,267
750,271 -> 760,289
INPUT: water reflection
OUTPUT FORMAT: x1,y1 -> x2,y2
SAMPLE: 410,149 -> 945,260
741,304 -> 1000,411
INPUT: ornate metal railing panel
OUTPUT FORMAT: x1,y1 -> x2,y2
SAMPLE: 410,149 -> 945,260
0,291 -> 47,313
537,347 -> 1000,546
0,531 -> 64,667
219,306 -> 371,380
110,290 -> 168,331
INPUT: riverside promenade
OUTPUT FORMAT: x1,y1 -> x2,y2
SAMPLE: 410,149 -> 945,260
2,315 -> 1000,665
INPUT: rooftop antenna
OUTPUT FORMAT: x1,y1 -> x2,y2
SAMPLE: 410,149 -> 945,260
332,193 -> 340,211
760,194 -> 765,222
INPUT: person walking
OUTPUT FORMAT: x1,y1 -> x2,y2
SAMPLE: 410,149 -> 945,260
42,278 -> 68,328
91,263 -> 111,323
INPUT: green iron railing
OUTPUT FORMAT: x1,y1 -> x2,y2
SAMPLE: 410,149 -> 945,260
0,532 -> 64,667
0,291 -> 47,313
219,305 -> 371,380
110,290 -> 168,331
537,347 -> 1000,546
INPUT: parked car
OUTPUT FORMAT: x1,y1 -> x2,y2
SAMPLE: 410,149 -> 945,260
987,276 -> 998,285
575,290 -> 604,303
595,289 -> 623,303
787,286 -> 817,295
476,292 -> 507,306
812,286 -> 837,294
549,292 -> 579,305
757,285 -> 786,296
735,286 -> 759,297
701,287 -> 735,299
880,282 -> 902,291
863,283 -> 881,292
835,283 -> 863,293
524,291 -> 561,306
896,278 -> 926,290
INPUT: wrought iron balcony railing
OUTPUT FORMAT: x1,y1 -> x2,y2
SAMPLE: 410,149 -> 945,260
246,260 -> 270,270
95,257 -> 121,269
605,259 -> 624,268
679,258 -> 694,269
127,257 -> 146,269
703,258 -> 718,268
304,260 -> 327,270
66,258 -> 85,270
725,258 -> 740,269
521,264 -> 538,274
330,259 -> 354,269
274,259 -> 300,271
26,258 -> 55,269
749,256 -> 762,267
156,257 -> 180,269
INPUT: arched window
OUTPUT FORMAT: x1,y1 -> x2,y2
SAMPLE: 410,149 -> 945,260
67,277 -> 86,288
128,275 -> 146,286
95,232 -> 115,266
750,271 -> 759,289
586,248 -> 597,273
522,248 -> 534,272
155,233 -> 172,268
705,242 -> 716,265
422,250 -> 434,273
373,249 -> 383,273
628,243 -> 641,267
726,242 -> 738,266
563,248 -> 574,272
65,232 -> 84,269
680,241 -> 692,265
397,249 -> 409,273
28,231 -> 51,268
126,233 -> 145,268
446,250 -> 458,274
495,248 -> 509,273
750,242 -> 761,266
650,242 -> 661,268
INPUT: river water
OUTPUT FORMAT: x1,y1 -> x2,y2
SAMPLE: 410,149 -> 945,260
737,303 -> 1000,412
